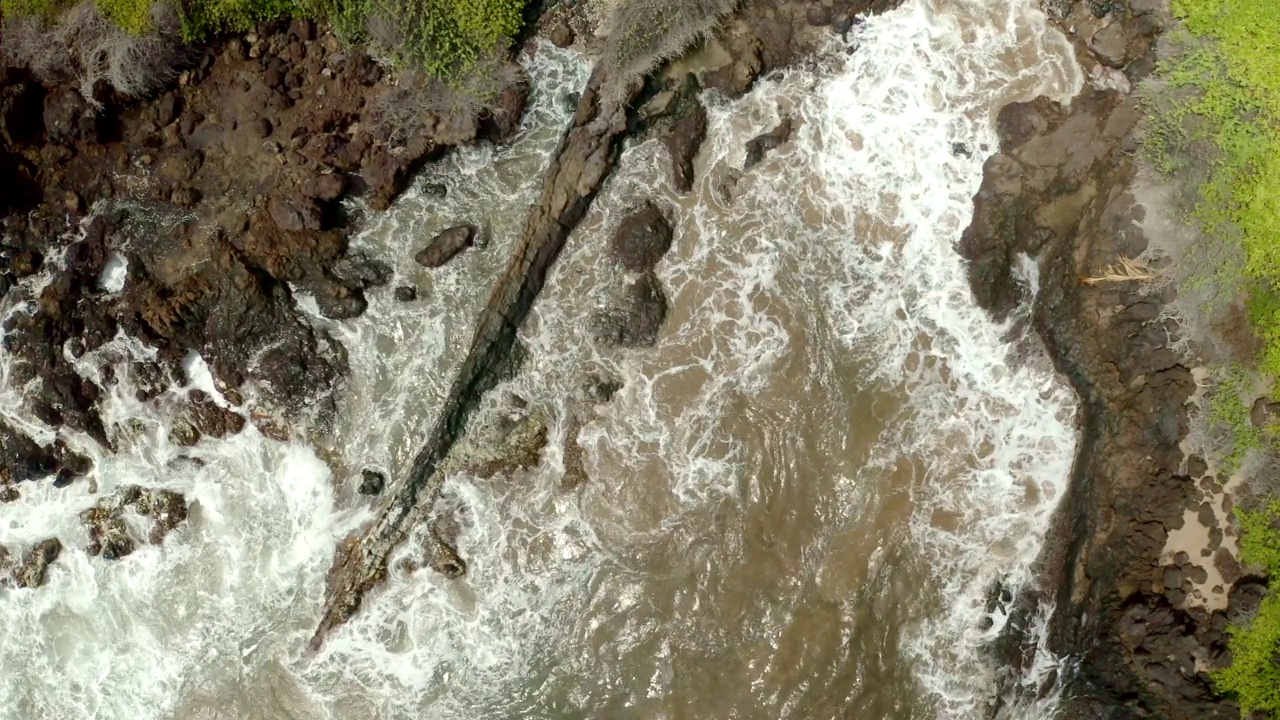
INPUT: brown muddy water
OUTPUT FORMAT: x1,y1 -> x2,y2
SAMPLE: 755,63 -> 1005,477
0,1 -> 1087,718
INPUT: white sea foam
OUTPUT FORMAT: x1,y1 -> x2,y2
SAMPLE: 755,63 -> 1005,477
0,2 -> 1084,717
98,252 -> 128,293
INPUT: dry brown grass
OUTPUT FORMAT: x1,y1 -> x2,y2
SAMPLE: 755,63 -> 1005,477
1079,256 -> 1162,285
0,1 -> 185,101
598,0 -> 738,100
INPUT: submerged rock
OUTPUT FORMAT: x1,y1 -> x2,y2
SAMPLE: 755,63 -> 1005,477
414,225 -> 478,268
583,374 -> 623,404
393,285 -> 418,302
591,271 -> 669,348
744,118 -> 793,170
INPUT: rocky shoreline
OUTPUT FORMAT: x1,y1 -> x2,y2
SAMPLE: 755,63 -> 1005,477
0,0 -> 887,583
0,14 -> 539,578
962,1 -> 1259,718
1,0 -> 1256,716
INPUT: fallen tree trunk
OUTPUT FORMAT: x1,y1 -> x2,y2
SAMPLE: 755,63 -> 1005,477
310,69 -> 641,649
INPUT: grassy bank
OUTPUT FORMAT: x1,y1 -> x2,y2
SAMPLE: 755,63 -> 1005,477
1142,0 -> 1280,715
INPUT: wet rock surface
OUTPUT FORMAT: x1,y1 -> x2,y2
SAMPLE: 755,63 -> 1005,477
1,538 -> 63,588
960,2 -> 1239,717
414,224 -> 478,268
609,202 -> 673,272
0,20 -> 528,589
358,469 -> 385,495
0,20 -> 511,443
80,486 -> 190,560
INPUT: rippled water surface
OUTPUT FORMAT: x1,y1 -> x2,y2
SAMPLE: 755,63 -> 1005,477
0,1 -> 1085,718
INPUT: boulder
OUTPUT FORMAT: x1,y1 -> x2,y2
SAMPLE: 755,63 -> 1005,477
415,225 -> 478,268
331,252 -> 392,289
269,195 -> 324,232
549,21 -> 575,48
610,202 -> 673,272
358,469 -> 385,495
394,285 -> 418,302
479,77 -> 530,145
301,172 -> 348,201
185,389 -> 246,438
14,538 -> 62,588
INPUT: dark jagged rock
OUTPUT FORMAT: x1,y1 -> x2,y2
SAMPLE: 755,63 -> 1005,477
561,415 -> 590,489
479,78 -> 531,145
656,79 -> 707,193
592,271 -> 669,348
137,488 -> 188,545
0,421 -> 61,484
394,285 -> 418,302
609,202 -> 673,272
0,19 -> 526,439
414,225 -> 478,268
12,538 -> 62,588
744,118 -> 793,170
332,252 -> 392,290
81,486 -> 190,559
185,389 -> 247,439
301,173 -> 348,202
358,469 -> 385,495
0,421 -> 93,489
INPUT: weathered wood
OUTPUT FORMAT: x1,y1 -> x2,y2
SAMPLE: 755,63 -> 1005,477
311,69 -> 640,649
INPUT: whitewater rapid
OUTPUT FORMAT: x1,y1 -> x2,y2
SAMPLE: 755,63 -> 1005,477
0,1 -> 1083,718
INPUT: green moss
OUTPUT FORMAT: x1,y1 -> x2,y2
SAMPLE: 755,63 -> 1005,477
1212,501 -> 1280,718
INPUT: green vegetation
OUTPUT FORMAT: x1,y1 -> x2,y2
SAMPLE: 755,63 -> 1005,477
97,0 -> 158,33
175,0 -> 301,40
363,0 -> 524,81
1144,0 -> 1280,374
1140,2 -> 1280,714
1212,501 -> 1280,718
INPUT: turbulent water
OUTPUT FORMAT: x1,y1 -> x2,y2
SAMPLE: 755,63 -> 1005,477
0,1 -> 1085,718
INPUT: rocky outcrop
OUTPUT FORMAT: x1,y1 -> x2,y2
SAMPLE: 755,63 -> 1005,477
0,421 -> 93,498
0,538 -> 63,588
312,66 -> 645,649
0,19 -> 516,445
80,485 -> 189,559
960,2 -> 1242,717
